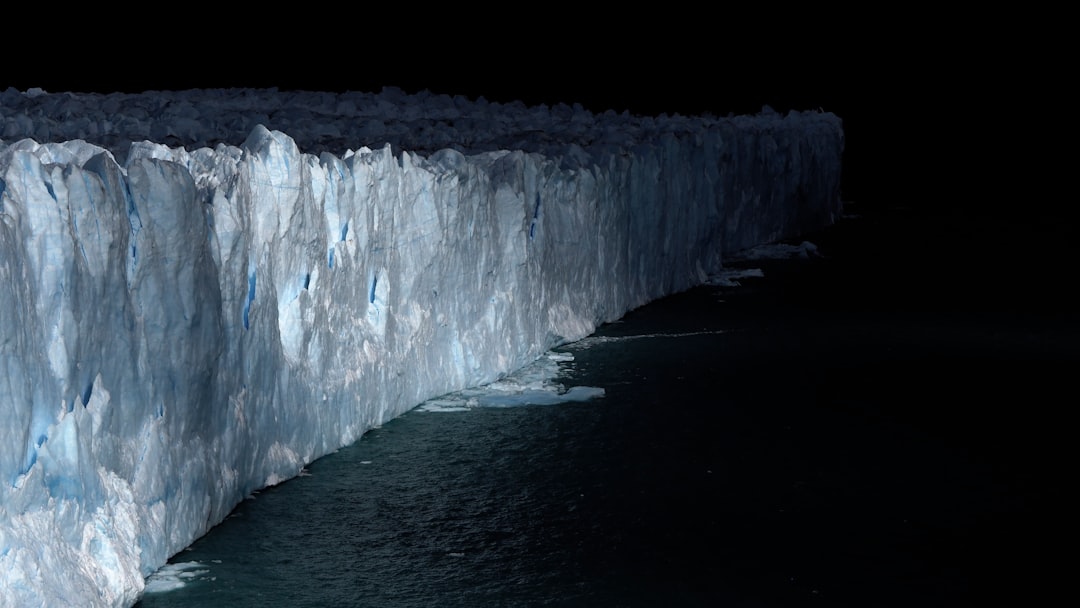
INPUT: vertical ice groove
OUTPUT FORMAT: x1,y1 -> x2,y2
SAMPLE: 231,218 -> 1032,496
529,192 -> 541,240
0,103 -> 843,608
243,264 -> 256,330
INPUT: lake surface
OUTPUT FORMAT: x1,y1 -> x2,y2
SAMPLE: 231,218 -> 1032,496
135,207 -> 1072,607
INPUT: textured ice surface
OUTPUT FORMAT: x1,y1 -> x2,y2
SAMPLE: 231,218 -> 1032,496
0,87 -> 843,607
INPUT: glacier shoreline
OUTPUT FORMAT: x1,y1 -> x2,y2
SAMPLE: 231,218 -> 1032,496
1,88 -> 842,608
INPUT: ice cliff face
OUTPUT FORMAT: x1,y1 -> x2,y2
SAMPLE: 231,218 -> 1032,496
0,88 -> 842,607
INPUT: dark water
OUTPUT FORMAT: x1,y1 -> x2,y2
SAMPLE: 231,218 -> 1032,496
135,207 -> 1073,607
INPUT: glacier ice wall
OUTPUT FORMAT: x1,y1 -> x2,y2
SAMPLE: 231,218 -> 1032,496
0,93 -> 842,607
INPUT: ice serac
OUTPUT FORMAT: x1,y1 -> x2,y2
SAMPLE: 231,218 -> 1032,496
0,107 -> 843,607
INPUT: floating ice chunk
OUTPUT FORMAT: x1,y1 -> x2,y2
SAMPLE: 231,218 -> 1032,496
416,351 -> 603,412
142,561 -> 211,593
562,330 -> 729,351
707,240 -> 822,285
474,385 -> 606,407
708,268 -> 766,287
727,240 -> 821,262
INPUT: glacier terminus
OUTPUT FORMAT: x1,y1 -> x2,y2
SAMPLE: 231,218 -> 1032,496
0,87 -> 843,607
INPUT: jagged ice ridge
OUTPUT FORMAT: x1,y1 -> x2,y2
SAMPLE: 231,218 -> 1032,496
0,87 -> 843,607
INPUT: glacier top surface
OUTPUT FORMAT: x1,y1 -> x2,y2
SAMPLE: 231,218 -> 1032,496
1,86 -> 839,163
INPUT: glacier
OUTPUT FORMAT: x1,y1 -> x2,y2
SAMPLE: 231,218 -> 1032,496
0,87 -> 843,608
